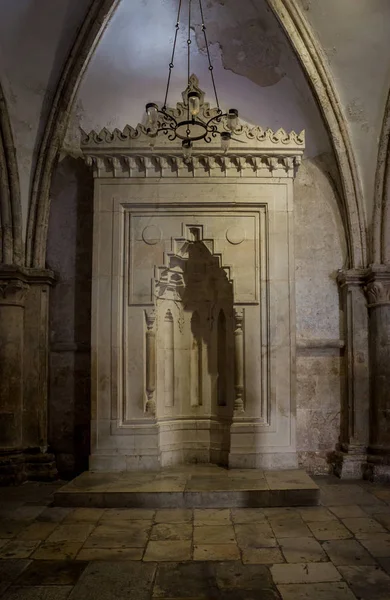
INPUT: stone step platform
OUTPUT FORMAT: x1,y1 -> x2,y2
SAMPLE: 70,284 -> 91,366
54,466 -> 319,508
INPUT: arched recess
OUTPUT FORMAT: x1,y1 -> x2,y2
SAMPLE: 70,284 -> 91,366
28,0 -> 366,269
372,88 -> 390,265
266,0 -> 367,268
26,0 -> 120,268
0,81 -> 22,265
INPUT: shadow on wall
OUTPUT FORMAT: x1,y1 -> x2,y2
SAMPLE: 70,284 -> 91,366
154,238 -> 236,464
46,156 -> 93,478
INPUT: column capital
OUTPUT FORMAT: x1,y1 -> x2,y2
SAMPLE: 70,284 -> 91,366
0,265 -> 56,286
337,268 -> 369,287
365,265 -> 390,308
0,265 -> 55,307
0,279 -> 29,307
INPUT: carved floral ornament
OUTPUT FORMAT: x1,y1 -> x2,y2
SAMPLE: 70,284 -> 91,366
81,75 -> 305,179
366,280 -> 390,307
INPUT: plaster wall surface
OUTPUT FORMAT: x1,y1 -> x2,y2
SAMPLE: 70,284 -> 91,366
0,0 -> 91,236
297,0 -> 390,221
66,0 -> 330,161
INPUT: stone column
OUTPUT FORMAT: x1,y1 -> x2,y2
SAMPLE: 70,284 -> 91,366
365,266 -> 390,481
0,276 -> 29,450
0,266 -> 56,483
333,269 -> 369,478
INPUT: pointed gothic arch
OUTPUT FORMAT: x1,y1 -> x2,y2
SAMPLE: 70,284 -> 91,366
372,88 -> 390,264
0,81 -> 22,264
27,0 -> 367,272
267,0 -> 367,267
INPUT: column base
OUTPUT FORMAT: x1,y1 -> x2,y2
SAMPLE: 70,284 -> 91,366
364,447 -> 390,483
0,448 -> 58,486
330,446 -> 367,479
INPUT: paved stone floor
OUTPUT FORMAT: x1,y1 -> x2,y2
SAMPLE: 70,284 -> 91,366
0,476 -> 390,598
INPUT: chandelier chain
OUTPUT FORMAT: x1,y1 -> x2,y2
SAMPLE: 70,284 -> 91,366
187,0 -> 192,127
146,0 -> 238,152
163,0 -> 183,110
199,0 -> 220,111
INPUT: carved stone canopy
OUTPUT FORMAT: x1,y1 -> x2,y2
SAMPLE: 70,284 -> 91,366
81,75 -> 305,179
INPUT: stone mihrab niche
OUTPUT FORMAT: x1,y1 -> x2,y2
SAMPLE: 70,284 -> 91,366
81,76 -> 304,471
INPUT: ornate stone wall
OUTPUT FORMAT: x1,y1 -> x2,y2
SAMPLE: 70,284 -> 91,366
80,81 -> 304,470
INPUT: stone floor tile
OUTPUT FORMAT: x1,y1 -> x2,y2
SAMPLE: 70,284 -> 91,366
360,504 -> 390,516
241,547 -> 285,564
0,541 -> 40,559
69,561 -> 156,600
144,540 -> 192,562
269,517 -> 312,538
100,509 -> 155,521
280,537 -> 327,563
0,560 -> 31,583
194,525 -> 235,545
262,508 -> 300,518
152,562 -> 217,597
372,513 -> 390,531
16,560 -> 88,586
16,522 -> 57,541
377,556 -> 390,575
216,590 -> 280,600
270,562 -> 342,584
298,507 -> 337,522
231,508 -> 267,523
342,517 -> 387,536
76,547 -> 143,560
193,509 -> 231,525
155,509 -> 192,523
45,523 -> 95,544
308,520 -> 352,541
32,541 -> 83,560
83,520 -> 151,548
63,508 -> 104,523
371,489 -> 390,504
234,522 -> 276,548
193,544 -> 240,561
329,505 -> 368,519
264,470 -> 318,490
150,523 -> 192,541
36,508 -> 73,523
323,539 -> 377,566
1,586 -> 73,600
227,469 -> 266,479
320,485 -> 385,507
0,582 -> 10,597
338,565 -> 390,600
8,507 -> 47,522
121,481 -> 186,493
277,582 -> 358,600
0,521 -> 29,539
215,562 -> 279,595
358,534 -> 390,557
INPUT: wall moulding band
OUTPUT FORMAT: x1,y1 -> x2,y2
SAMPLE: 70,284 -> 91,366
266,0 -> 367,268
80,78 -> 305,180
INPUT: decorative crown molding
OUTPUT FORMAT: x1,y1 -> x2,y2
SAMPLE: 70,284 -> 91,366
81,74 -> 305,179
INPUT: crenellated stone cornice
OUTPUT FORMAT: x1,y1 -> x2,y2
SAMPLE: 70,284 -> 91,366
81,74 -> 305,179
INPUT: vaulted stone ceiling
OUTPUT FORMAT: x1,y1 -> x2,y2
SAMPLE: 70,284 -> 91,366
0,0 -> 389,245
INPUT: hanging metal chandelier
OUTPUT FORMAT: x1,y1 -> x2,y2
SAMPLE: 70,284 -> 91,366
145,0 -> 240,157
